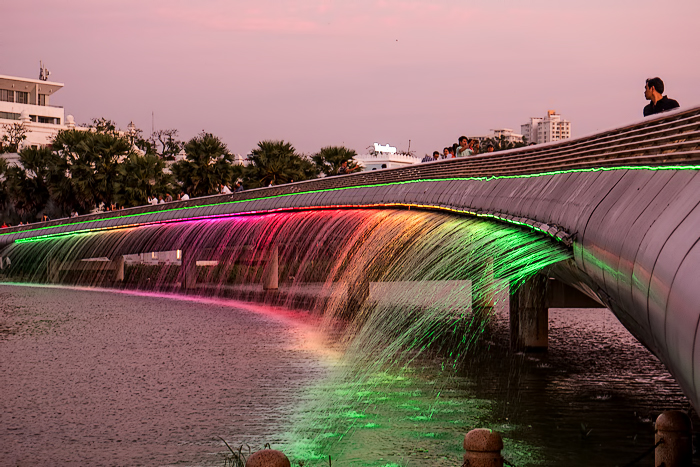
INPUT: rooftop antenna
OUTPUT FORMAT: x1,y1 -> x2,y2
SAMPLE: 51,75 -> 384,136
39,61 -> 50,81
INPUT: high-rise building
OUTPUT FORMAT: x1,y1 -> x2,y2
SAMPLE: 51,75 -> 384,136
521,110 -> 571,145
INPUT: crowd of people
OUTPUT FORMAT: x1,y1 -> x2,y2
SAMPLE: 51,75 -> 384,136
420,77 -> 679,164
421,136 -> 495,163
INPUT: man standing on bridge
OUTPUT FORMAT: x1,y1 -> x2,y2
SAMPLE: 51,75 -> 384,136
456,136 -> 473,157
643,77 -> 680,117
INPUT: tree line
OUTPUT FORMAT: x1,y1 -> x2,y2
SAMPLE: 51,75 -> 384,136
0,119 -> 361,224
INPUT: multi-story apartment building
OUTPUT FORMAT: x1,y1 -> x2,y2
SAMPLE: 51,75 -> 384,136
521,110 -> 571,145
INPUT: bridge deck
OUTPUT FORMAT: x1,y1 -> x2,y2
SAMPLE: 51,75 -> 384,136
3,105 -> 700,410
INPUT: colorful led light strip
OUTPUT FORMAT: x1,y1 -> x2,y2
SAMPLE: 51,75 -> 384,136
7,163 -> 700,245
12,202 -> 566,245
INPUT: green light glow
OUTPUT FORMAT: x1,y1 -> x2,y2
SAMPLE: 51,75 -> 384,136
6,163 -> 699,245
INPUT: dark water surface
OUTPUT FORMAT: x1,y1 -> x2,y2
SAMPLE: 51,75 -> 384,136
1,284 -> 698,466
0,284 -> 328,466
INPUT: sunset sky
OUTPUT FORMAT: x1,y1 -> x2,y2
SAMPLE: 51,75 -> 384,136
4,0 -> 699,157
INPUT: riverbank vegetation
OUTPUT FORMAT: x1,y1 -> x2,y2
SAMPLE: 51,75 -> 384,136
0,119 -> 357,224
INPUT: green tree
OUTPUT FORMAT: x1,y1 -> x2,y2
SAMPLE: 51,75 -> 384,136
243,140 -> 318,188
52,127 -> 132,212
88,117 -> 119,135
483,135 -> 527,152
1,122 -> 28,154
150,129 -> 183,160
171,132 -> 236,197
312,146 -> 360,176
0,158 -> 9,219
118,153 -> 174,207
5,147 -> 57,221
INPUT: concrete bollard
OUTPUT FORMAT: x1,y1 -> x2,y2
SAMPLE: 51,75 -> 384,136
245,449 -> 291,467
655,410 -> 692,467
463,428 -> 503,467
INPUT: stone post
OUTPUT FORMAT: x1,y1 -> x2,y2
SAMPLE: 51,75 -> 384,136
113,256 -> 125,282
263,245 -> 279,291
245,449 -> 290,467
180,249 -> 197,290
463,428 -> 503,467
510,274 -> 548,351
655,410 -> 692,467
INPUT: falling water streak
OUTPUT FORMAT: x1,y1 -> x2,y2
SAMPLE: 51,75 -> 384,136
0,209 -> 571,465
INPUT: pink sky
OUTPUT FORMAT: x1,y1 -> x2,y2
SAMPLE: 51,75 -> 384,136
4,0 -> 699,157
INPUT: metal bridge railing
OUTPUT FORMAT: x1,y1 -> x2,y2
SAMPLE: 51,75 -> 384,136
4,105 -> 700,236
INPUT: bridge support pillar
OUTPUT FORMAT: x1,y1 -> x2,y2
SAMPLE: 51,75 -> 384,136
346,279 -> 370,315
510,274 -> 548,351
47,256 -> 60,283
113,256 -> 125,282
180,249 -> 197,290
473,257 -> 496,310
263,246 -> 279,291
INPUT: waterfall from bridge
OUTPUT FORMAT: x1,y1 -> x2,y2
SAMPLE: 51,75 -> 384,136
0,209 -> 571,463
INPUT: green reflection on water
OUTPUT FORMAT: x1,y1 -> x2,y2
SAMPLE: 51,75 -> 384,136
278,365 -> 541,466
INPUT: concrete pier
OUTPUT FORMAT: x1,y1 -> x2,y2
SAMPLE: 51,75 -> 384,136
510,274 -> 548,351
473,257 -> 496,310
180,249 -> 197,290
113,256 -> 125,282
263,246 -> 279,290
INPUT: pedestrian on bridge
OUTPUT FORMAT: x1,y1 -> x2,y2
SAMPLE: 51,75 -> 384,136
643,77 -> 680,117
422,151 -> 441,162
456,136 -> 473,157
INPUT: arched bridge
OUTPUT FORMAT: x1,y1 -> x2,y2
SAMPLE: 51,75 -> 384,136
3,106 -> 700,408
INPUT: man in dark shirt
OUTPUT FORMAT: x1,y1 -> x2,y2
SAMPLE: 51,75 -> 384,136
643,77 -> 680,117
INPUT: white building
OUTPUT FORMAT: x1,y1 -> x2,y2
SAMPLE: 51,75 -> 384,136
0,73 -> 76,156
355,142 -> 421,171
475,128 -> 524,145
521,110 -> 571,145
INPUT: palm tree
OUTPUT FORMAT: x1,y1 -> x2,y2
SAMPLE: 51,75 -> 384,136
118,153 -> 174,207
171,132 -> 236,197
0,158 -> 8,212
244,140 -> 318,188
312,146 -> 360,176
5,147 -> 56,221
52,128 -> 132,212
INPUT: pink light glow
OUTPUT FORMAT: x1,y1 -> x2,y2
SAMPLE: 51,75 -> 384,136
1,281 -> 340,359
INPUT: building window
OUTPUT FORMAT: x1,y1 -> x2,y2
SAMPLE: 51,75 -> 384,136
0,89 -> 14,102
38,94 -> 47,106
37,116 -> 60,124
0,111 -> 20,120
15,91 -> 29,104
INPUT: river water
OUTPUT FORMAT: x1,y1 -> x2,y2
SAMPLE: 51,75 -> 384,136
1,284 -> 697,466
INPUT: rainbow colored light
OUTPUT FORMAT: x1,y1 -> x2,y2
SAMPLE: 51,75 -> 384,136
7,163 -> 700,245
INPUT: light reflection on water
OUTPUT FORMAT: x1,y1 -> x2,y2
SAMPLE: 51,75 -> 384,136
1,284 -> 698,466
280,300 -> 700,467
